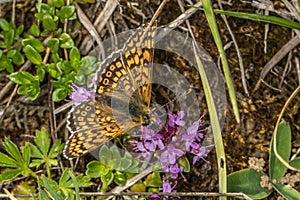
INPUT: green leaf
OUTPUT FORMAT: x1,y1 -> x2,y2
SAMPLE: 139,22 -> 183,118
9,71 -> 35,84
35,127 -> 50,156
4,29 -> 15,47
3,138 -> 23,162
59,33 -> 74,48
114,171 -> 126,186
272,183 -> 300,200
270,121 -> 291,180
42,13 -> 57,31
30,24 -> 40,37
75,174 -> 91,188
227,168 -> 270,199
47,38 -> 59,53
69,171 -> 80,200
99,145 -> 112,165
37,66 -> 45,81
12,51 -> 24,65
130,183 -> 146,192
0,56 -> 13,73
15,25 -> 24,38
50,0 -> 65,8
7,49 -> 16,58
56,6 -> 75,20
69,47 -> 80,63
144,171 -> 162,187
179,156 -> 190,172
45,63 -> 62,78
0,152 -> 18,167
59,169 -> 72,187
48,140 -> 63,158
22,38 -> 45,53
17,85 -> 30,95
21,144 -> 31,166
28,80 -> 41,100
0,18 -> 10,31
0,169 -> 22,182
214,9 -> 300,30
119,158 -> 132,171
42,175 -> 63,200
52,88 -> 68,102
110,145 -> 121,161
290,157 -> 300,170
28,141 -> 44,158
101,170 -> 114,186
75,0 -> 95,4
86,161 -> 107,178
24,45 -> 43,65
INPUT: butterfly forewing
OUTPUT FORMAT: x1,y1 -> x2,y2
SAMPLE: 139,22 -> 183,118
63,25 -> 155,159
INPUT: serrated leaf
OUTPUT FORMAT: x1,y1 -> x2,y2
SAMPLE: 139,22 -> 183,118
0,152 -> 17,167
35,127 -> 50,156
75,174 -> 91,188
59,169 -> 72,187
24,45 -> 42,65
21,144 -> 31,165
42,175 -> 63,200
48,140 -> 62,158
0,169 -> 22,182
3,138 -> 23,162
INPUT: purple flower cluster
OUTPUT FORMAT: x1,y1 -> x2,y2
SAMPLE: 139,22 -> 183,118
132,111 -> 210,195
67,83 -> 95,105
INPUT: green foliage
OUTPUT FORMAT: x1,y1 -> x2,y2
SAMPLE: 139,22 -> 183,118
0,128 -> 91,198
86,145 -> 142,192
38,169 -> 91,199
0,138 -> 34,182
0,19 -> 24,73
2,0 -> 99,102
26,128 -> 64,177
227,121 -> 300,199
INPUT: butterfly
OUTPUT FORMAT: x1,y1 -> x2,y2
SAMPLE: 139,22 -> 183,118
63,25 -> 155,159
